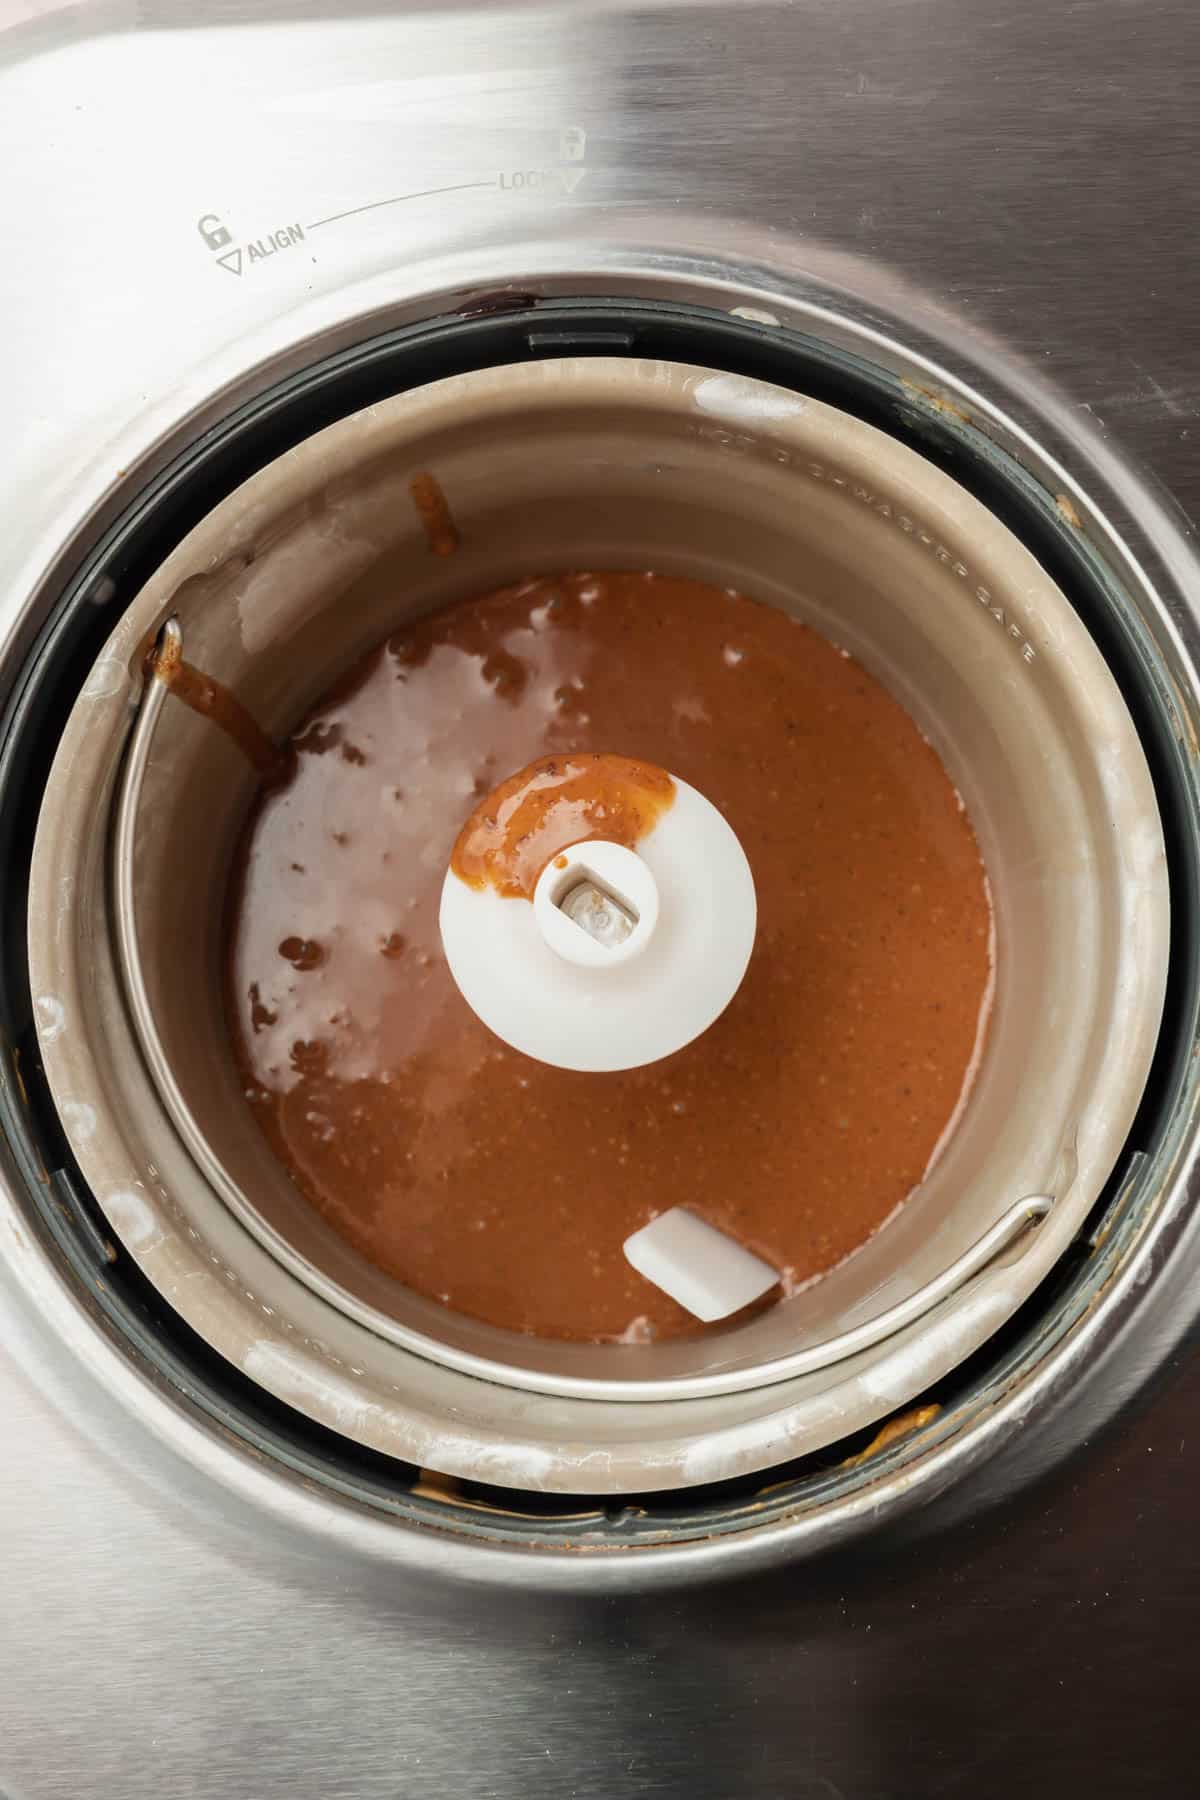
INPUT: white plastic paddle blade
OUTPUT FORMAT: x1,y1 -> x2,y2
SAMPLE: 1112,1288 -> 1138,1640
623,1207 -> 779,1321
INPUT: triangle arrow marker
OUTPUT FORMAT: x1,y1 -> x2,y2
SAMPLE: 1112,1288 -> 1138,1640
216,248 -> 243,276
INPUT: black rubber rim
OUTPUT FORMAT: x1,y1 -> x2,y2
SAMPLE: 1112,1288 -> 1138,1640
2,296 -> 1195,1550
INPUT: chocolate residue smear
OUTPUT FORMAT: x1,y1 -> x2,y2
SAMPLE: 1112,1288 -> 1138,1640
226,571 -> 993,1343
151,627 -> 286,781
409,471 -> 459,557
450,752 -> 675,898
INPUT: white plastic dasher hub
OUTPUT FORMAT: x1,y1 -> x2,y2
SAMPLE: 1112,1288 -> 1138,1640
438,775 -> 757,1073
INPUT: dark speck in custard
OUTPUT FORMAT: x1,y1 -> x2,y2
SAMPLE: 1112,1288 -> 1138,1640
278,936 -> 324,971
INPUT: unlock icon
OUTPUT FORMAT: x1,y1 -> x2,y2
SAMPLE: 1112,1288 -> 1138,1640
197,213 -> 233,251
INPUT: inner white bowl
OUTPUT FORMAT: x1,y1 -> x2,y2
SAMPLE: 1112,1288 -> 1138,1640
81,358 -> 1171,1392
26,357 -> 1168,1486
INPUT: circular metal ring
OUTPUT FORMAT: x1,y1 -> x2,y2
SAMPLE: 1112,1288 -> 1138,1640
2,270 -> 1198,1582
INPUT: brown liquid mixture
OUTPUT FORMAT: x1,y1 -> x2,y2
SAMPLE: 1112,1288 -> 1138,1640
151,624 -> 286,782
408,472 -> 459,559
227,572 -> 993,1342
450,751 -> 676,897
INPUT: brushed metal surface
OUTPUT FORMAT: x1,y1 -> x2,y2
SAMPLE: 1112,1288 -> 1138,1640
1,0 -> 1198,1794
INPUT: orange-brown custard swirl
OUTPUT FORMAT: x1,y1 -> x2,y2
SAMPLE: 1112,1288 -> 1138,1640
450,752 -> 675,898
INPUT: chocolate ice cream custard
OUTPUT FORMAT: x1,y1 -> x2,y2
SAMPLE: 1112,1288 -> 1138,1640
226,571 -> 993,1343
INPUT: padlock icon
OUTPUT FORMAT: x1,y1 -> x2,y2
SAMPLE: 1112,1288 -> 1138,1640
197,213 -> 232,251
560,126 -> 586,162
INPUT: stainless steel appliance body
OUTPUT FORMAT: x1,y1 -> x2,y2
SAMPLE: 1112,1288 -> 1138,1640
2,1 -> 1198,1794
